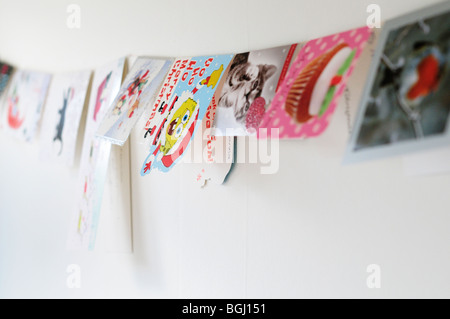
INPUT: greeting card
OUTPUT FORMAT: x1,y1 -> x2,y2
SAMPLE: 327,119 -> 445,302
39,70 -> 91,166
97,58 -> 172,146
139,55 -> 234,175
0,70 -> 51,142
67,58 -> 125,250
259,27 -> 371,139
345,2 -> 450,163
213,45 -> 299,136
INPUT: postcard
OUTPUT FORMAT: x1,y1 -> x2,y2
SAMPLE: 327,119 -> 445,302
213,45 -> 299,136
39,70 -> 91,166
0,70 -> 51,142
67,58 -> 125,251
259,27 -> 371,139
97,57 -> 172,146
344,2 -> 450,163
0,62 -> 14,127
139,54 -> 234,175
0,62 -> 14,97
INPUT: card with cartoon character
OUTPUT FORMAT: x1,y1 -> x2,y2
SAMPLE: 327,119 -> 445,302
213,45 -> 300,136
0,70 -> 51,142
39,70 -> 91,166
97,57 -> 172,146
258,27 -> 371,139
139,55 -> 234,175
67,58 -> 125,251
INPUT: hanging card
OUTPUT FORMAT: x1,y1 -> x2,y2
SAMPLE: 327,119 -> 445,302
344,2 -> 450,163
0,70 -> 51,142
139,54 -> 234,175
97,57 -> 172,146
39,70 -> 91,166
259,27 -> 371,139
67,58 -> 125,251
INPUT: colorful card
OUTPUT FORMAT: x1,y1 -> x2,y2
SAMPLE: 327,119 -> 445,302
259,27 -> 371,139
139,55 -> 234,175
213,45 -> 299,136
39,70 -> 91,166
0,70 -> 51,142
67,58 -> 125,251
0,62 -> 14,127
97,57 -> 172,146
0,62 -> 14,98
344,2 -> 450,163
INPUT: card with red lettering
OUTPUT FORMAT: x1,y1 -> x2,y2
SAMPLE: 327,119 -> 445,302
139,55 -> 234,175
97,57 -> 172,146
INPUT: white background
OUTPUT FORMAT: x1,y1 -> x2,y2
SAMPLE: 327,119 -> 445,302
1,0 -> 449,298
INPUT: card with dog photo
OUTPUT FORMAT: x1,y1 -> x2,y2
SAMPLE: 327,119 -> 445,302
344,2 -> 450,163
259,26 -> 371,139
212,45 -> 300,136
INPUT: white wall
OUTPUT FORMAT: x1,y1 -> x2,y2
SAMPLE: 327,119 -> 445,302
1,0 -> 449,299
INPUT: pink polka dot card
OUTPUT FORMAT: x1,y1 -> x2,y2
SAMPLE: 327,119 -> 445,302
258,26 -> 372,139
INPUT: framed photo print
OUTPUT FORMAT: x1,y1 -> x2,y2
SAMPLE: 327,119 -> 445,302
344,2 -> 450,163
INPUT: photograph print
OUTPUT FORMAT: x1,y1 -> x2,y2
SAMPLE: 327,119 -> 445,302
345,2 -> 450,163
213,45 -> 297,136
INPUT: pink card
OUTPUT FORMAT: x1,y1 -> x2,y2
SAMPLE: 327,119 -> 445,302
259,27 -> 371,139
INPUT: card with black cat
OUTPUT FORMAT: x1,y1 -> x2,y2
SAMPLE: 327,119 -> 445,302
39,69 -> 91,166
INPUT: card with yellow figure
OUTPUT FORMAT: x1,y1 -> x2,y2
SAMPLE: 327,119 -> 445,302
139,54 -> 234,175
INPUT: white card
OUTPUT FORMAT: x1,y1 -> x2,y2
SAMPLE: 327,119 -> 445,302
67,58 -> 125,251
39,70 -> 91,166
0,70 -> 51,142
